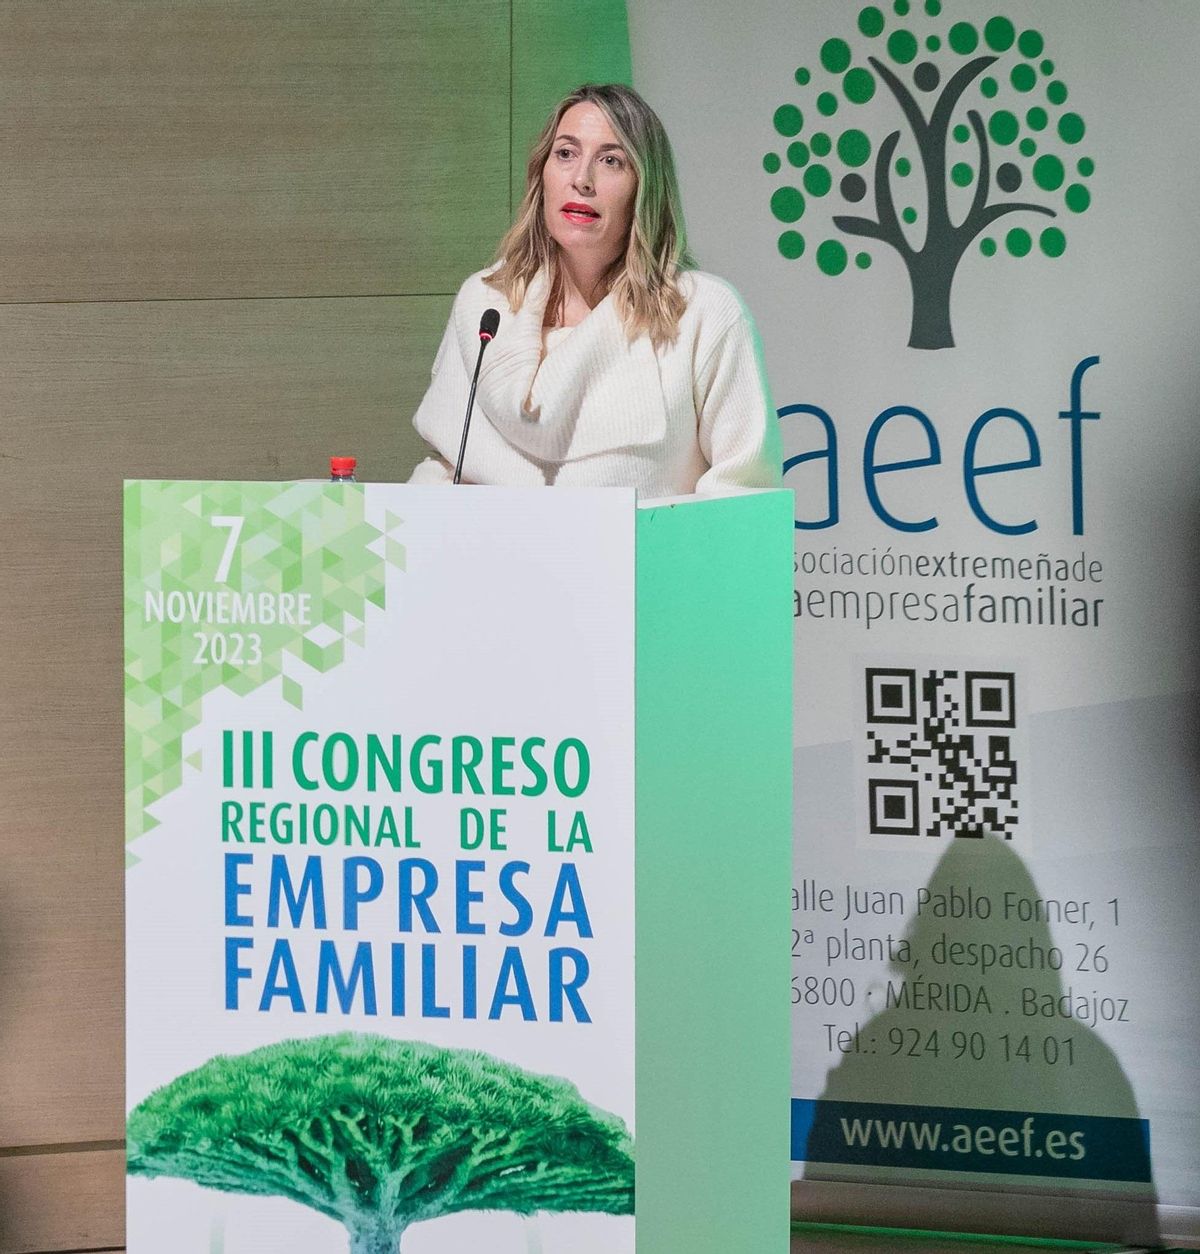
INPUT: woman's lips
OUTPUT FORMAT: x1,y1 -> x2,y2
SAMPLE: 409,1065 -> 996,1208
562,202 -> 600,223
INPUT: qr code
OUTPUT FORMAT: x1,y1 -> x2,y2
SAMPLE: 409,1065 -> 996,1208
863,667 -> 1019,840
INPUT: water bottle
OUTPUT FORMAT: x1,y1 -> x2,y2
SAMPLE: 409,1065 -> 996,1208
329,456 -> 357,483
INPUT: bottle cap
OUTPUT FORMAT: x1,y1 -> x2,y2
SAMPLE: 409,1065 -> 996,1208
330,456 -> 357,475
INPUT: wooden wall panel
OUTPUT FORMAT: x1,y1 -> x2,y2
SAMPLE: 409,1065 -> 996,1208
0,294 -> 449,1154
0,1148 -> 123,1253
0,4 -> 635,1250
0,1 -> 508,302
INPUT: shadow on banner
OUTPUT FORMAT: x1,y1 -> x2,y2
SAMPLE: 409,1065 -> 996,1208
797,835 -> 1160,1247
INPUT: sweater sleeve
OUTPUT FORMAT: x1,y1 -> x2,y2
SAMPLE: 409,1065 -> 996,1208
692,305 -> 783,496
407,302 -> 470,483
407,454 -> 454,483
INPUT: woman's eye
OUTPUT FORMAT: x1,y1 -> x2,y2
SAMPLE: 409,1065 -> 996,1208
603,154 -> 624,168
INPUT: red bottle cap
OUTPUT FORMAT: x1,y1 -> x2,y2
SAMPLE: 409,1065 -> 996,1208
329,456 -> 357,475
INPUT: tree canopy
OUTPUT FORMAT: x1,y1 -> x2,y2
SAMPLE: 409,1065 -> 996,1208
764,2 -> 1094,347
127,1032 -> 634,1253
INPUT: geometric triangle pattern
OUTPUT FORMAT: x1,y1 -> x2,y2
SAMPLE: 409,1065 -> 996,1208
123,481 -> 404,849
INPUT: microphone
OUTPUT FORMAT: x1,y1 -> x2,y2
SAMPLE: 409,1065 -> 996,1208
453,309 -> 501,484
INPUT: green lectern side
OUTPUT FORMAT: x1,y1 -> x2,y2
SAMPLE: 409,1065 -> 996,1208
634,491 -> 794,1254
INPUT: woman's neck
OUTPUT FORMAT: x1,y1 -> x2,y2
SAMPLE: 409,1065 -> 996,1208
552,254 -> 614,327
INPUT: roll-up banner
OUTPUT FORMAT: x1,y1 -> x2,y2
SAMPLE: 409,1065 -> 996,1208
630,0 -> 1200,1242
124,482 -> 637,1254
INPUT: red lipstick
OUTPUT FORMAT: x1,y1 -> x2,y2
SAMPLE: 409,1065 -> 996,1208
562,201 -> 600,221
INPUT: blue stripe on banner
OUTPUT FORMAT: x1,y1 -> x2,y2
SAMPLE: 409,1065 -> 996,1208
793,1099 -> 1151,1182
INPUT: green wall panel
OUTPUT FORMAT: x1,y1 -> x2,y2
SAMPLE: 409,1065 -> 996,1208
0,0 -> 511,303
511,0 -> 633,210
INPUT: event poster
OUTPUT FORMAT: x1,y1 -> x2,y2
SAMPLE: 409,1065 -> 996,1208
631,0 -> 1200,1240
124,482 -> 637,1254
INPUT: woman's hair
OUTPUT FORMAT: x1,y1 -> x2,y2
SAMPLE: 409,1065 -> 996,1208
486,83 -> 695,347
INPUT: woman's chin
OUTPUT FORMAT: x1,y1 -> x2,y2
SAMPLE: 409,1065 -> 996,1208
553,234 -> 619,263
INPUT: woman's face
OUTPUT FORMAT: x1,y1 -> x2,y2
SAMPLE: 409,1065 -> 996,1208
542,101 -> 637,270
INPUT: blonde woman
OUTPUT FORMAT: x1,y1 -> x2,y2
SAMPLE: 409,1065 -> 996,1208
409,83 -> 780,495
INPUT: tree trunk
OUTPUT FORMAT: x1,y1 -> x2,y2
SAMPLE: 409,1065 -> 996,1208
905,251 -> 959,351
348,1230 -> 399,1254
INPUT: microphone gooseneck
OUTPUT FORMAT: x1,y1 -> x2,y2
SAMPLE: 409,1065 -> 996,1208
453,309 -> 501,485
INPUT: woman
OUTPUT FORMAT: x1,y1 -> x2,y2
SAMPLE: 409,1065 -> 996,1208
408,83 -> 780,495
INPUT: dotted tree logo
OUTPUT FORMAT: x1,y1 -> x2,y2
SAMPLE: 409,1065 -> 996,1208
764,1 -> 1094,349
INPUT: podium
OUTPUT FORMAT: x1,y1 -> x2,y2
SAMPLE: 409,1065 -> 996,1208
123,481 -> 793,1254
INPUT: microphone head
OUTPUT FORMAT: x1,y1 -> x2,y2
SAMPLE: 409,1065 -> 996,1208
479,308 -> 500,342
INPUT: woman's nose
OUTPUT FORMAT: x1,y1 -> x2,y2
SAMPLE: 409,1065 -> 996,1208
572,161 -> 594,194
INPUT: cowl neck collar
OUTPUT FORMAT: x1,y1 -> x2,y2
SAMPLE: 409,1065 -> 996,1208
454,269 -> 667,463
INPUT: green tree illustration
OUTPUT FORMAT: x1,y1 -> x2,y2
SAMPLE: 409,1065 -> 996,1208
127,1033 -> 634,1253
765,1 -> 1094,349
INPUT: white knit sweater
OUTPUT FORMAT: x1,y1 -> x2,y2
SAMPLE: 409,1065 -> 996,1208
408,267 -> 781,496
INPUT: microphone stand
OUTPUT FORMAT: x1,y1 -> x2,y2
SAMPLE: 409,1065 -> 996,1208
453,310 -> 500,484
